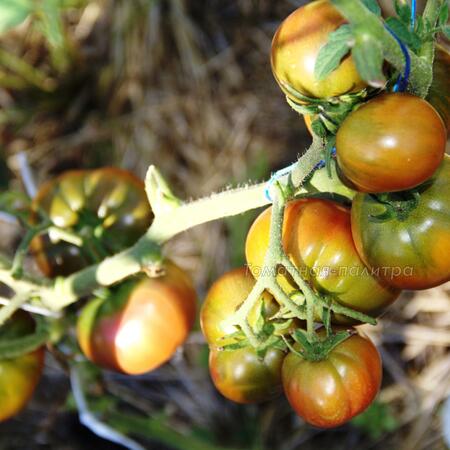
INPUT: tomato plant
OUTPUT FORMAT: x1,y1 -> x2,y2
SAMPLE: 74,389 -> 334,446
246,198 -> 399,322
209,346 -> 284,404
77,260 -> 197,375
351,155 -> 450,290
31,168 -> 153,277
336,93 -> 446,193
271,0 -> 366,100
282,330 -> 381,428
0,312 -> 45,422
201,267 -> 277,347
427,45 -> 450,135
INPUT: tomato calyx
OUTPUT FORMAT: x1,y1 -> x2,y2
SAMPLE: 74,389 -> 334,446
286,88 -> 372,135
285,328 -> 354,362
369,189 -> 421,222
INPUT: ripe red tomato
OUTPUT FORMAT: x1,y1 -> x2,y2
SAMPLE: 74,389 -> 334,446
31,167 -> 153,277
282,330 -> 381,428
351,155 -> 450,290
336,93 -> 446,193
209,346 -> 285,404
0,312 -> 45,422
200,267 -> 277,347
246,198 -> 399,322
271,0 -> 366,100
77,260 -> 197,375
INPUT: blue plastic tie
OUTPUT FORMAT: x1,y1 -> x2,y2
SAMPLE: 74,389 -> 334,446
411,0 -> 416,30
385,25 -> 411,92
264,148 -> 337,202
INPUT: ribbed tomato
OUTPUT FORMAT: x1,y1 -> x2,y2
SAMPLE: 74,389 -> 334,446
31,167 -> 153,277
351,155 -> 450,290
282,330 -> 381,428
77,260 -> 196,375
246,198 -> 399,322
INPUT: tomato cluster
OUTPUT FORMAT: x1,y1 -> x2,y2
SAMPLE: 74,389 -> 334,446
200,0 -> 449,430
0,167 -> 197,424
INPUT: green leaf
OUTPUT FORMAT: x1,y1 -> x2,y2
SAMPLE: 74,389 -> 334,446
394,0 -> 412,25
352,31 -> 385,88
0,0 -> 32,34
37,0 -> 64,48
385,17 -> 421,52
438,2 -> 449,27
352,402 -> 399,439
361,0 -> 381,16
314,25 -> 352,81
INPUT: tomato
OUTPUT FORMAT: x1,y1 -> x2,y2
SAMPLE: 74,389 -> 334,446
336,93 -> 446,193
351,155 -> 450,290
201,267 -> 277,347
246,199 -> 399,322
209,346 -> 284,404
282,330 -> 381,428
31,167 -> 153,277
271,0 -> 366,100
77,260 -> 197,375
0,311 -> 45,422
427,45 -> 450,135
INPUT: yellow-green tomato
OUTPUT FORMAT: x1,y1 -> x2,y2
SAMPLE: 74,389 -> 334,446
271,0 -> 366,100
209,346 -> 285,404
0,312 -> 45,422
200,267 -> 277,347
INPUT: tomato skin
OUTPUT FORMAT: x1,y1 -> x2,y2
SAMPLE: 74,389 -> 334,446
246,199 -> 399,322
336,93 -> 446,193
31,167 -> 153,277
427,45 -> 450,135
282,331 -> 381,428
209,346 -> 284,404
77,261 -> 196,375
271,0 -> 366,100
200,267 -> 277,347
0,312 -> 45,422
351,156 -> 450,290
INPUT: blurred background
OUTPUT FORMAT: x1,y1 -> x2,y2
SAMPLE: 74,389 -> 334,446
0,0 -> 448,449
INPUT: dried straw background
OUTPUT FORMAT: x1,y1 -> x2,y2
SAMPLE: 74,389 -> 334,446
0,1 -> 448,449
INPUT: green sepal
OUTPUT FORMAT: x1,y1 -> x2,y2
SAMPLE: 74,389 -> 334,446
0,315 -> 49,359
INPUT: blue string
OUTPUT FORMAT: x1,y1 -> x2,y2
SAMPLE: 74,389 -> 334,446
411,0 -> 416,30
385,25 -> 411,92
264,148 -> 337,202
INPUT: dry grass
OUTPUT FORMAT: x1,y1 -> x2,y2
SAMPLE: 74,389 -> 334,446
0,1 -> 448,449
